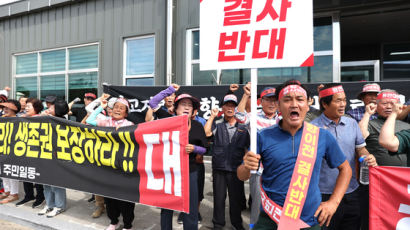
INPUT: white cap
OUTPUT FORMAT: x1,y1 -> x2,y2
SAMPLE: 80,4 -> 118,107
0,90 -> 8,97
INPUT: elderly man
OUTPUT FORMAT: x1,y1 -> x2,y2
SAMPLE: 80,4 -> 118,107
359,89 -> 410,230
312,84 -> 377,230
379,102 -> 410,157
359,89 -> 409,166
205,94 -> 250,230
238,80 -> 352,230
346,83 -> 380,122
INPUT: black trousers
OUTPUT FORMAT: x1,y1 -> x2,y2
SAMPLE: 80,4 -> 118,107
104,197 -> 135,229
23,182 -> 44,201
321,188 -> 361,230
359,184 -> 369,230
212,169 -> 245,230
197,163 -> 205,202
161,171 -> 198,230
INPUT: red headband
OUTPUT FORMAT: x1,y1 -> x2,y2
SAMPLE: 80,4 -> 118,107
84,93 -> 97,99
319,86 -> 344,98
260,88 -> 276,98
377,92 -> 399,101
278,85 -> 307,101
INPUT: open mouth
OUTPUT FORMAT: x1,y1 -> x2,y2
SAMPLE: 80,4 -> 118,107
290,111 -> 300,119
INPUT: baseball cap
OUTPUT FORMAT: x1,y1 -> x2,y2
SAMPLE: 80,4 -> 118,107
223,94 -> 238,106
357,83 -> 381,100
174,93 -> 200,110
45,95 -> 57,104
260,87 -> 276,98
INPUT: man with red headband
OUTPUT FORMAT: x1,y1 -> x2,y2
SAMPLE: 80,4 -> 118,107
379,102 -> 410,156
235,83 -> 279,229
358,89 -> 409,230
238,80 -> 351,229
312,84 -> 377,230
359,89 -> 409,167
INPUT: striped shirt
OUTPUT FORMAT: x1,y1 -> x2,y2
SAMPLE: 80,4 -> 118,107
235,110 -> 279,131
235,110 -> 279,175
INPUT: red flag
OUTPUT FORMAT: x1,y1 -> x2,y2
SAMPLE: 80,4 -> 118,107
369,166 -> 410,230
136,115 -> 190,213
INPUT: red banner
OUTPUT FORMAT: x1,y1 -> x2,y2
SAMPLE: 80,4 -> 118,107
369,166 -> 410,230
136,115 -> 190,213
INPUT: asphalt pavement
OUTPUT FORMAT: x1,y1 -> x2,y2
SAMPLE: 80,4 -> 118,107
0,159 -> 251,230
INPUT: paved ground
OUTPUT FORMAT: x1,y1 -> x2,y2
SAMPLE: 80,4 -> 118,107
0,159 -> 251,230
0,219 -> 34,230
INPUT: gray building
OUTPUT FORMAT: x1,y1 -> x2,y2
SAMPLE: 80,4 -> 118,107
0,0 -> 409,101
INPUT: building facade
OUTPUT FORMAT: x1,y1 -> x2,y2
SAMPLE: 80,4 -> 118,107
0,0 -> 409,100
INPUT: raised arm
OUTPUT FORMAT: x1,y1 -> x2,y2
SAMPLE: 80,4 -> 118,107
397,104 -> 410,121
358,103 -> 376,139
237,83 -> 250,113
149,84 -> 179,111
86,100 -> 107,126
379,103 -> 402,152
204,108 -> 218,137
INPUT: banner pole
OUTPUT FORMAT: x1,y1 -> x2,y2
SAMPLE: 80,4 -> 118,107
250,68 -> 258,174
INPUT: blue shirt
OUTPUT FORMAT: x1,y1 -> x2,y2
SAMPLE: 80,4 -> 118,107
195,115 -> 206,126
257,122 -> 346,226
312,114 -> 366,194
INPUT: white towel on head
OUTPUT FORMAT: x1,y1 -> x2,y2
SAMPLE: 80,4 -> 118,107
0,90 -> 8,97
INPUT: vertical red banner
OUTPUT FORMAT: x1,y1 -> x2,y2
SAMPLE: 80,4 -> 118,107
135,115 -> 190,213
369,166 -> 410,230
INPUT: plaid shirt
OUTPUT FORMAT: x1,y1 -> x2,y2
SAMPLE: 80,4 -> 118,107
346,106 -> 377,122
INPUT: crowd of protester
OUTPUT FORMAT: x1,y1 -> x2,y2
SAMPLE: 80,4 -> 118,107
0,80 -> 409,230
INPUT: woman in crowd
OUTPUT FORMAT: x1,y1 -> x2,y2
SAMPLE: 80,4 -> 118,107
38,99 -> 69,218
87,97 -> 135,230
83,93 -> 114,218
149,84 -> 208,230
0,100 -> 21,204
16,98 -> 45,208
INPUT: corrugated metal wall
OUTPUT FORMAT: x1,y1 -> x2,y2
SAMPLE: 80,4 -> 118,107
174,0 -> 199,84
0,0 -> 166,94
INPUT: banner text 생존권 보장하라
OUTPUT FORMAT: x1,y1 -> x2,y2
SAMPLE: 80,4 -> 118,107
0,115 -> 190,213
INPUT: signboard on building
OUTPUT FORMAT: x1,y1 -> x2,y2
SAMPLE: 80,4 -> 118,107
200,0 -> 314,70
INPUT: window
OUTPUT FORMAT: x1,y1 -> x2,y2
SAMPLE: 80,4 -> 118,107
14,43 -> 99,102
123,36 -> 155,86
186,16 -> 337,85
186,29 -> 250,85
383,43 -> 410,80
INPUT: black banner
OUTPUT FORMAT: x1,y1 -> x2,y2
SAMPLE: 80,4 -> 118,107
103,81 -> 410,124
0,116 -> 190,211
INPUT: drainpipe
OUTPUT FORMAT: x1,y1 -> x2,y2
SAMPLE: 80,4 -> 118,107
166,0 -> 173,85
